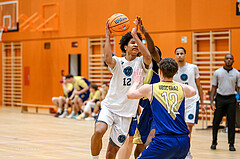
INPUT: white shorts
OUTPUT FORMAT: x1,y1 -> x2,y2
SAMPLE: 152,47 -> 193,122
97,106 -> 132,147
185,101 -> 199,124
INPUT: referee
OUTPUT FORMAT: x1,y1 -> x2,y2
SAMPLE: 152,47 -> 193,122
210,54 -> 240,151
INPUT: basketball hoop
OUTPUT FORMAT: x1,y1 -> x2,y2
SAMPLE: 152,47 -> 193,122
0,28 -> 3,42
0,27 -> 8,42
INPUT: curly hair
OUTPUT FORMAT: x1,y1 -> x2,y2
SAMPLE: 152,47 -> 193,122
119,32 -> 142,53
159,58 -> 178,78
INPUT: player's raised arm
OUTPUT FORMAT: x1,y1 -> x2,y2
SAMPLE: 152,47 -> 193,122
137,16 -> 161,63
131,19 -> 152,68
127,69 -> 152,100
104,19 -> 116,69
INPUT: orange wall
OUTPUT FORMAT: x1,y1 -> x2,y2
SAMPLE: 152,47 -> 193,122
1,0 -> 240,105
231,29 -> 240,70
22,38 -> 88,104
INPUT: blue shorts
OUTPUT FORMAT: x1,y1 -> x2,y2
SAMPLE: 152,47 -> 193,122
133,107 -> 153,144
79,90 -> 90,102
129,116 -> 138,136
138,135 -> 190,159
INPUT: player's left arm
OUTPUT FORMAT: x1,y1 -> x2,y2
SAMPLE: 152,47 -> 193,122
131,19 -> 152,68
69,90 -> 76,100
127,69 -> 152,100
195,78 -> 206,114
137,16 -> 161,63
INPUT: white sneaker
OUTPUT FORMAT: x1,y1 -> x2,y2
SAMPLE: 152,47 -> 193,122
59,112 -> 68,118
66,112 -> 75,119
85,117 -> 95,121
185,151 -> 192,159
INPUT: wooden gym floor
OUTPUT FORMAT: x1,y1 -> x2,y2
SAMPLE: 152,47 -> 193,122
0,106 -> 239,159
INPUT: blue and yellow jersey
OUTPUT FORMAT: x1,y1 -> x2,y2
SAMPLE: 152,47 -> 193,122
63,83 -> 74,98
73,76 -> 88,91
89,90 -> 100,102
151,81 -> 190,136
139,69 -> 160,109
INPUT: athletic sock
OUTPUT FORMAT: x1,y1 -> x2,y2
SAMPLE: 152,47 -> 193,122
91,155 -> 99,159
58,108 -> 62,113
70,111 -> 75,115
83,113 -> 87,118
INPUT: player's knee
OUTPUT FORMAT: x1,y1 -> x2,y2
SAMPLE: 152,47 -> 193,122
106,144 -> 119,159
94,126 -> 106,138
106,150 -> 117,159
66,98 -> 71,104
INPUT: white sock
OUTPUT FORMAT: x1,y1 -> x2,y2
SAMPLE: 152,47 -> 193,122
70,111 -> 75,115
92,112 -> 96,117
58,108 -> 62,113
64,109 -> 68,113
83,113 -> 87,118
91,155 -> 99,159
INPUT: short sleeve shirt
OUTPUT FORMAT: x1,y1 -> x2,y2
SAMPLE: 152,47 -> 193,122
73,76 -> 87,91
212,67 -> 240,95
89,90 -> 100,101
63,83 -> 74,97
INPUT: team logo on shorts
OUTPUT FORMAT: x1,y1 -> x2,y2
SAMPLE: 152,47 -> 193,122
181,74 -> 188,81
118,135 -> 126,143
123,66 -> 133,77
188,114 -> 194,120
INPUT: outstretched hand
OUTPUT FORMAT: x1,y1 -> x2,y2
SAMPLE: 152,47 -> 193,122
105,19 -> 111,37
133,69 -> 143,85
137,16 -> 146,34
131,19 -> 138,36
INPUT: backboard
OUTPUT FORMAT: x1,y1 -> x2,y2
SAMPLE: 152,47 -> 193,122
0,0 -> 19,32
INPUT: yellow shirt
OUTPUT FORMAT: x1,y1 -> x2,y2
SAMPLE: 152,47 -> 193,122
89,90 -> 100,101
73,76 -> 87,91
63,83 -> 74,98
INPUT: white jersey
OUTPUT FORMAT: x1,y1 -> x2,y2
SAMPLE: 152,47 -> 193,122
101,56 -> 149,117
173,62 -> 200,105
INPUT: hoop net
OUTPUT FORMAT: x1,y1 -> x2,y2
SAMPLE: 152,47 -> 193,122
0,28 -> 3,42
0,27 -> 8,42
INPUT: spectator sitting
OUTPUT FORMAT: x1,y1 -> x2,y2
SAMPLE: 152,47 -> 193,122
59,74 -> 90,118
91,83 -> 109,119
52,80 -> 74,117
76,83 -> 100,120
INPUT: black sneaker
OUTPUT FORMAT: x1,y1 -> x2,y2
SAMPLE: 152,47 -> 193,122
54,112 -> 61,117
229,145 -> 236,151
210,144 -> 216,150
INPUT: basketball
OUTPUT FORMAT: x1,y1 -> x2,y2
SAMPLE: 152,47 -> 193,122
108,13 -> 130,34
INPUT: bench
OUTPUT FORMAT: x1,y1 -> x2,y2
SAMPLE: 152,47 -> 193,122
17,103 -> 56,114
